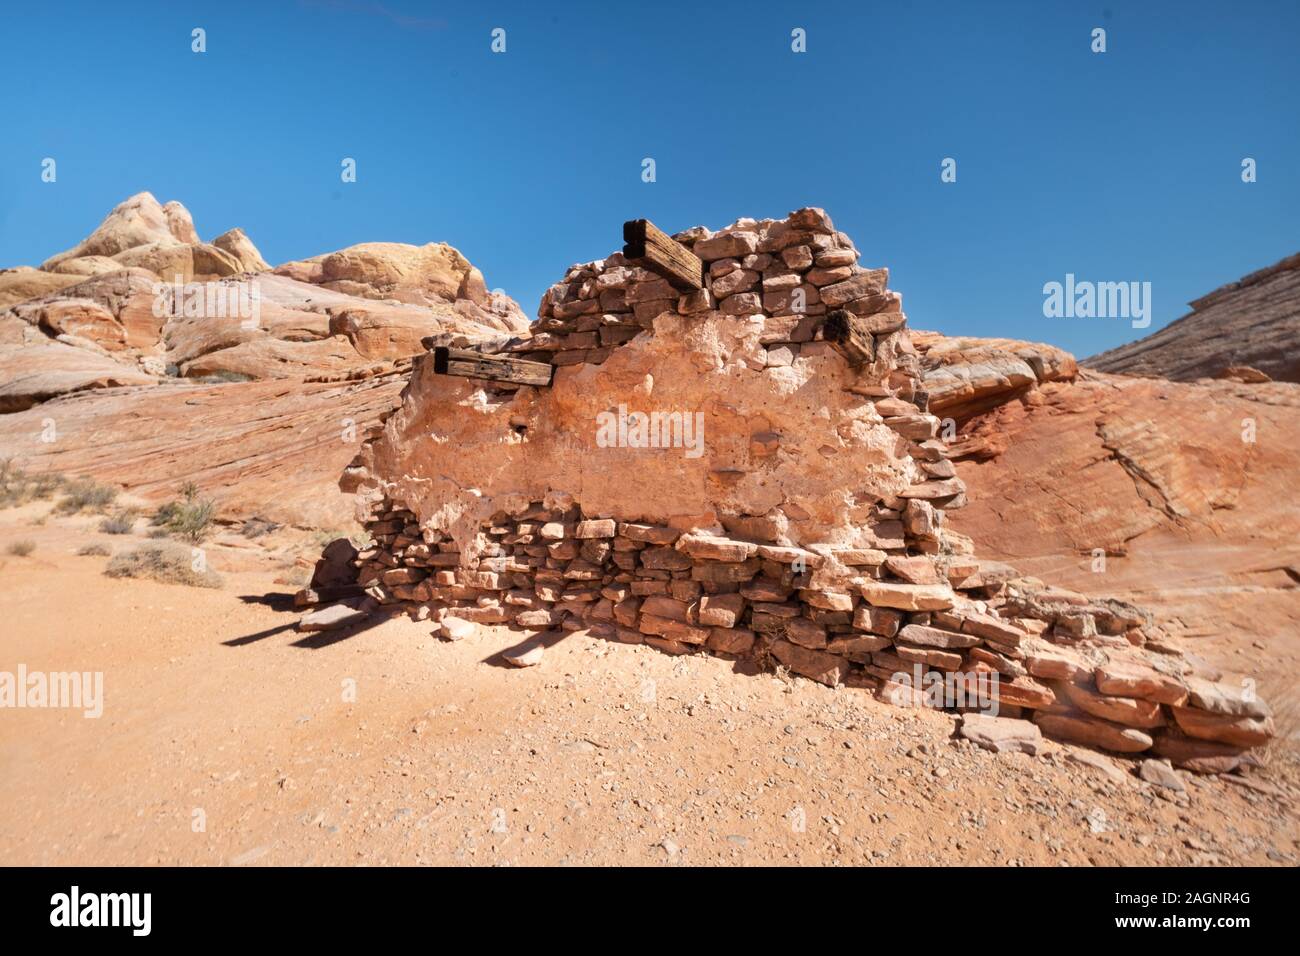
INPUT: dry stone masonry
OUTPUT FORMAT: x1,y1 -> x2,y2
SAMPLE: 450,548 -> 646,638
310,207 -> 1275,773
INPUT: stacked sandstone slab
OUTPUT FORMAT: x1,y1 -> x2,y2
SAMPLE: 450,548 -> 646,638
324,207 -> 1274,773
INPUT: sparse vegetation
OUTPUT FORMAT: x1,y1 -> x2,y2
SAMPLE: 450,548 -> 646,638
29,472 -> 65,500
54,476 -> 119,515
6,539 -> 36,557
105,543 -> 223,589
77,543 -> 112,557
0,460 -> 67,509
99,508 -> 138,535
1259,684 -> 1299,767
279,565 -> 311,587
152,482 -> 218,542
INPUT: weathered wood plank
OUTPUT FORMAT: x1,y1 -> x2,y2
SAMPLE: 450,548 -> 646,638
623,219 -> 704,291
823,309 -> 876,366
433,347 -> 554,387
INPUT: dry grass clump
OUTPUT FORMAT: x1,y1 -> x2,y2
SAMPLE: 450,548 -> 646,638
152,482 -> 218,543
99,508 -> 138,535
105,543 -> 223,588
0,460 -> 66,508
77,543 -> 112,557
6,539 -> 36,557
54,476 -> 119,515
1259,683 -> 1299,769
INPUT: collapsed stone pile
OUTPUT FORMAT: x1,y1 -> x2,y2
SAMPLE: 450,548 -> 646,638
310,207 -> 1275,773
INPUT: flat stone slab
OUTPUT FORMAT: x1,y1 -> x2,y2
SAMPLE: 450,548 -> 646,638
298,597 -> 375,632
959,713 -> 1043,755
503,641 -> 544,667
1139,758 -> 1187,793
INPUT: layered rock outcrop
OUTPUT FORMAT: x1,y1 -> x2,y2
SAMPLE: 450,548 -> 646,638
912,331 -> 1078,421
330,208 -> 1275,771
941,370 -> 1300,721
1085,251 -> 1300,384
0,193 -> 524,407
275,241 -> 528,334
0,368 -> 407,527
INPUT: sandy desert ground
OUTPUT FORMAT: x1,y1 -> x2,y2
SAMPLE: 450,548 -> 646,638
1,505 -> 1295,867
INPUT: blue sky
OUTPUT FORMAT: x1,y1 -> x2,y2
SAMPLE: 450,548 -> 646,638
1,0 -> 1295,358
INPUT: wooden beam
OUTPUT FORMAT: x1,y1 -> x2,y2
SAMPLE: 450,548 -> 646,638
622,219 -> 704,291
432,347 -> 554,387
823,310 -> 876,366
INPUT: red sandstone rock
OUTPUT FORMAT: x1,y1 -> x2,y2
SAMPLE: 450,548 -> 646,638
1151,732 -> 1251,773
960,713 -> 1044,755
1094,660 -> 1188,706
859,582 -> 956,611
993,676 -> 1057,710
697,593 -> 745,628
1169,706 -> 1274,747
770,639 -> 849,687
1034,713 -> 1154,754
895,623 -> 980,650
1058,680 -> 1165,730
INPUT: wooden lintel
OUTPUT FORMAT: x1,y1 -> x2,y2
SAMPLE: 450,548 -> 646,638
432,347 -> 554,387
622,219 -> 704,291
823,310 -> 876,366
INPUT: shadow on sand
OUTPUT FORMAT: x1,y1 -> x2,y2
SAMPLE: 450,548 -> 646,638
224,592 -> 391,649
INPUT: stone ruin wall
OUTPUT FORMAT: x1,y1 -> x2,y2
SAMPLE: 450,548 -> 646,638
316,207 -> 1275,772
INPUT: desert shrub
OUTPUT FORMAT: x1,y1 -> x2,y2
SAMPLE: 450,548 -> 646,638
280,564 -> 311,587
29,472 -> 65,500
55,476 -> 119,514
7,539 -> 36,557
99,508 -> 138,535
105,543 -> 222,588
77,543 -> 112,557
0,462 -> 65,508
0,460 -> 23,507
152,482 -> 217,542
147,528 -> 170,539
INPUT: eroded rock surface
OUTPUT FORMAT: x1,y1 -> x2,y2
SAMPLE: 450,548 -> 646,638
945,370 -> 1300,726
275,241 -> 529,334
0,370 -> 407,528
1,193 -> 524,403
1086,251 -> 1300,383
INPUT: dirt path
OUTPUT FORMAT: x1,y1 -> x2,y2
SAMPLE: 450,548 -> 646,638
1,514 -> 1296,866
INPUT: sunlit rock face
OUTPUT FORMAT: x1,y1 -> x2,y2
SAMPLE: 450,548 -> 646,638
2,193 -> 525,400
335,208 -> 1275,771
